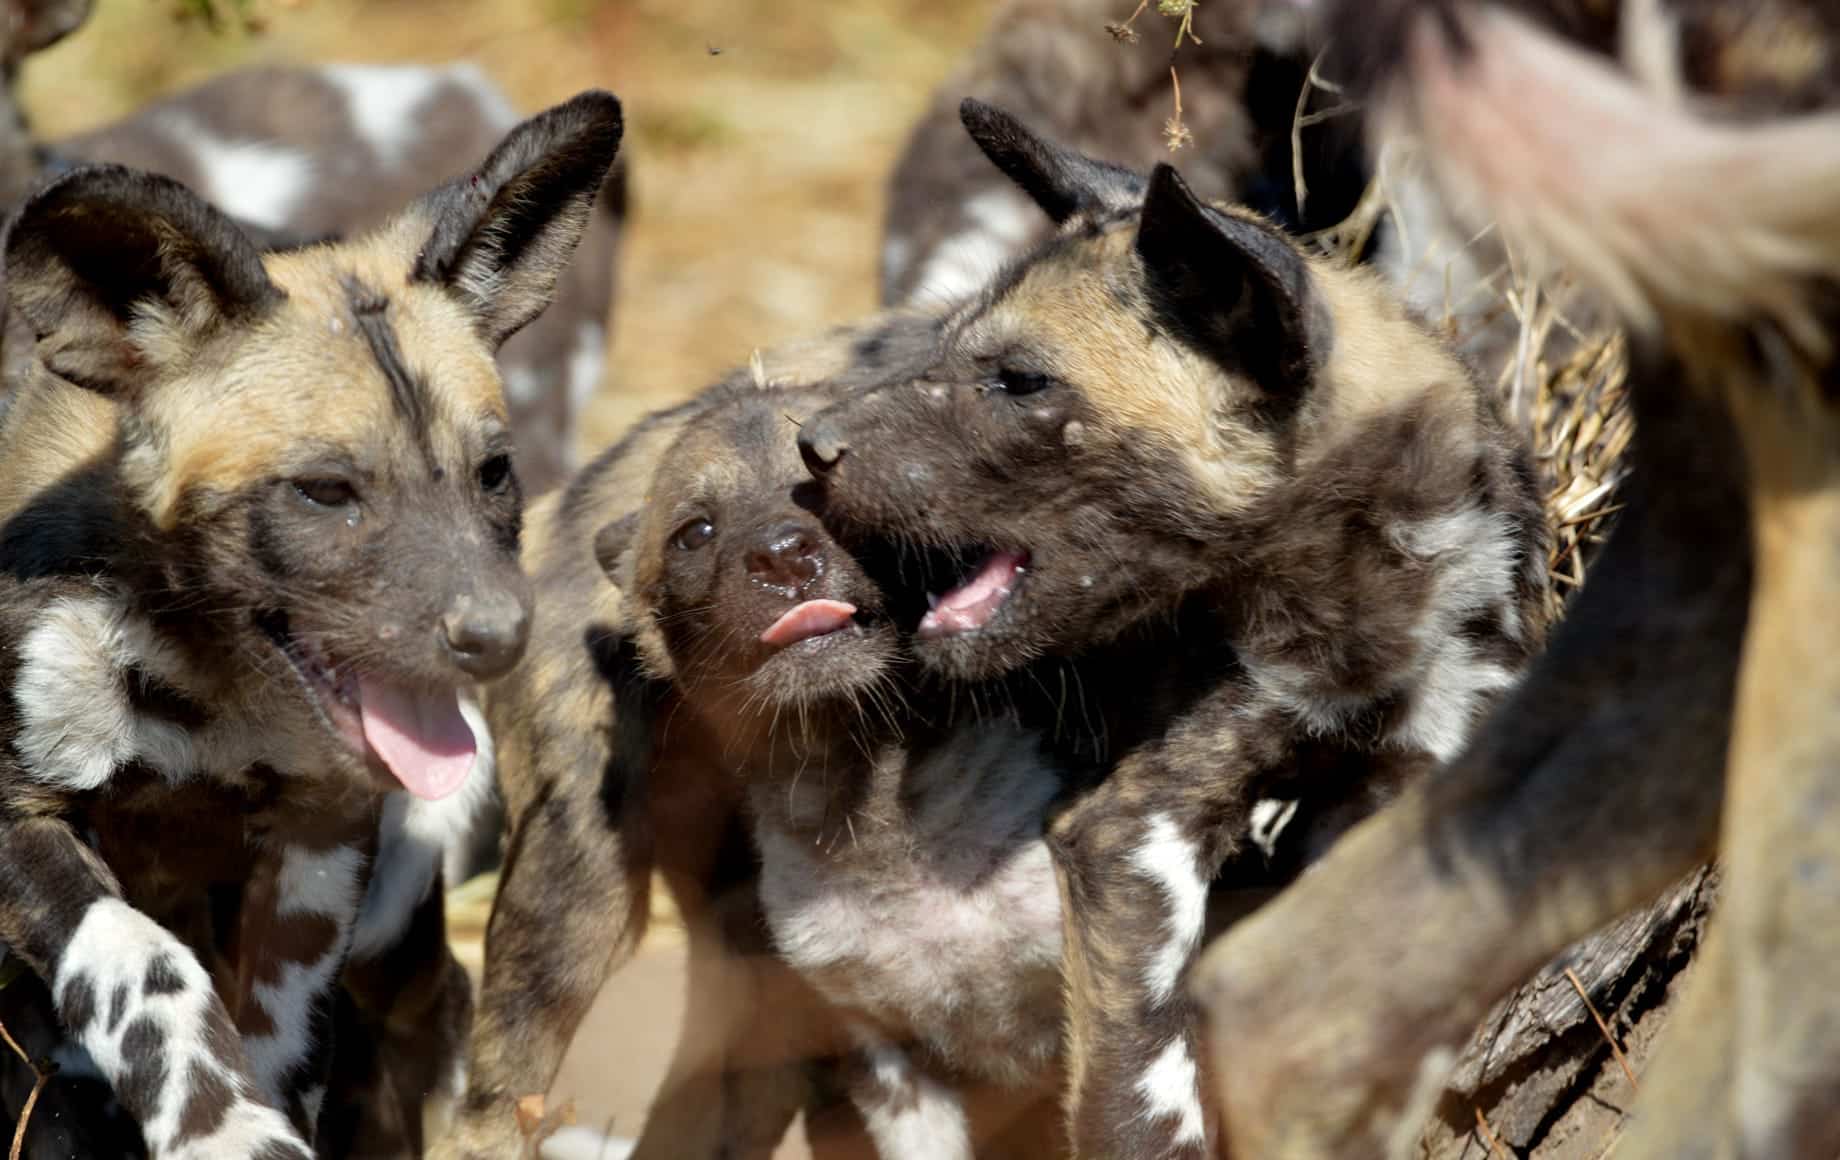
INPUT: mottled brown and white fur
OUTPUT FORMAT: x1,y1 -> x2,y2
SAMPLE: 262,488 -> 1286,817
0,91 -> 621,1158
800,101 -> 1550,1158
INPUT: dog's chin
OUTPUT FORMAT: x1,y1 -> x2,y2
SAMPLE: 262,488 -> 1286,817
750,618 -> 901,708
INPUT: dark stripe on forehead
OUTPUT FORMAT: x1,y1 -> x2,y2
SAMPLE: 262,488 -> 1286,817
343,277 -> 438,466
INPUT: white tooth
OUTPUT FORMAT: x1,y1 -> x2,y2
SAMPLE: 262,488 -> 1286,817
926,592 -> 940,610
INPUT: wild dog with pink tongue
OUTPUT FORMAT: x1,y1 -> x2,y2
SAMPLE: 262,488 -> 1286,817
0,90 -> 623,1160
451,341 -> 1075,1160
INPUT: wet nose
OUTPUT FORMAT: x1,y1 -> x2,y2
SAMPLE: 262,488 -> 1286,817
746,521 -> 822,590
440,588 -> 532,679
798,418 -> 848,476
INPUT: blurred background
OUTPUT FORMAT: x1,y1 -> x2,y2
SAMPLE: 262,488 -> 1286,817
23,0 -> 991,450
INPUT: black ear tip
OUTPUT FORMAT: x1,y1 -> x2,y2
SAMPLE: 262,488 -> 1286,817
1145,163 -> 1197,203
959,98 -> 1020,141
559,88 -> 625,147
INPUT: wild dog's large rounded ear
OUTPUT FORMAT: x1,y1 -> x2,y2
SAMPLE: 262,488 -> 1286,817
959,99 -> 1145,225
409,89 -> 622,350
2,164 -> 282,397
1135,163 -> 1331,394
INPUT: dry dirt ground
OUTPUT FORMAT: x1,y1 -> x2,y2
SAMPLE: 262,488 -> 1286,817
25,0 -> 1011,1152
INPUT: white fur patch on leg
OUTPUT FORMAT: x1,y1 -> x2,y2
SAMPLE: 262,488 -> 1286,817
1129,813 -> 1208,1007
853,1039 -> 974,1160
54,898 -> 308,1159
1135,1037 -> 1207,1148
349,690 -> 496,959
242,844 -> 364,1104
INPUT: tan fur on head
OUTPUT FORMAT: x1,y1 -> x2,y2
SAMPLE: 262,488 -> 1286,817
1392,3 -> 1840,356
128,240 -> 508,531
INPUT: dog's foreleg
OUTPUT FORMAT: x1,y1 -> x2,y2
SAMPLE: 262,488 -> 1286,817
0,814 -> 310,1160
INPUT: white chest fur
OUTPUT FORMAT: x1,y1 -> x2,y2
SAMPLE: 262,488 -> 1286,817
754,721 -> 1065,1086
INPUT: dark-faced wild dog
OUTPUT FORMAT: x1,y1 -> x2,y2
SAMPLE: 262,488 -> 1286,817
1194,2 -> 1840,1156
0,90 -> 621,1159
797,102 -> 1550,1157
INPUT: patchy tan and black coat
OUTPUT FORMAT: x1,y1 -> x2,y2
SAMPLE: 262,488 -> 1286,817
800,102 -> 1551,1158
0,91 -> 621,1160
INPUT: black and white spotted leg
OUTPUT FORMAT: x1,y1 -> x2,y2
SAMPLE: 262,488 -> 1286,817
1049,755 -> 1235,1160
843,1033 -> 974,1160
0,815 -> 310,1160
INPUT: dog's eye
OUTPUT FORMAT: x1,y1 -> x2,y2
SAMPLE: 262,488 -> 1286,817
293,478 -> 358,508
990,368 -> 1055,396
478,454 -> 513,494
673,518 -> 715,551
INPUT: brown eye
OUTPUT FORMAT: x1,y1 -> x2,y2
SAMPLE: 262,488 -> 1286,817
478,453 -> 513,494
673,518 -> 715,551
293,477 -> 358,508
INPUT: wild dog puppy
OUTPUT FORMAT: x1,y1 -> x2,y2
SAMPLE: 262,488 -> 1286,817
0,89 -> 621,1160
0,0 -> 624,494
798,102 -> 1550,1157
1193,2 -> 1840,1156
882,0 -> 1367,308
615,387 -> 1071,1160
439,313 -> 946,1160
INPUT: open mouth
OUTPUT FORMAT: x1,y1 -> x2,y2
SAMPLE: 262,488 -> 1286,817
257,611 -> 477,801
918,548 -> 1029,638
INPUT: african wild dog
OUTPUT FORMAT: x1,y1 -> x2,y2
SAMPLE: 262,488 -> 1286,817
435,314 -> 971,1160
881,0 -> 1367,309
798,101 -> 1550,1157
0,0 -> 624,496
0,89 -> 622,1159
1195,2 -> 1840,1156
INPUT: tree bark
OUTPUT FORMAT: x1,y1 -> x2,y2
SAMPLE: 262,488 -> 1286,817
1418,867 -> 1718,1159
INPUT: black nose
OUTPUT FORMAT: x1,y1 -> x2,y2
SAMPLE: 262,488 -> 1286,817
798,419 -> 848,476
441,589 -> 532,679
746,520 -> 822,590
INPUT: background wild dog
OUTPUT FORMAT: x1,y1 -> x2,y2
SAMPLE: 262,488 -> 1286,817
1193,2 -> 1840,1156
437,313 -> 944,1160
797,102 -> 1550,1158
881,0 -> 1368,309
0,0 -> 625,497
0,89 -> 621,1159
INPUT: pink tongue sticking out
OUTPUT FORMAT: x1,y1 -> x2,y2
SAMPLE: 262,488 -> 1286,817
760,599 -> 858,648
919,549 -> 1028,638
357,677 -> 476,800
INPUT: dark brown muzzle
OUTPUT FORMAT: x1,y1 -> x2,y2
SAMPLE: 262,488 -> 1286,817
439,580 -> 532,679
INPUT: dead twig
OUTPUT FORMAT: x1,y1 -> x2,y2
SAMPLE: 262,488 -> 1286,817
1474,1107 -> 1515,1159
1164,67 -> 1192,151
0,1015 -> 49,1160
1565,966 -> 1643,1094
